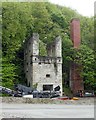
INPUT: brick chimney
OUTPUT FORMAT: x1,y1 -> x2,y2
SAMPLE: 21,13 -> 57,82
70,18 -> 80,48
70,18 -> 84,95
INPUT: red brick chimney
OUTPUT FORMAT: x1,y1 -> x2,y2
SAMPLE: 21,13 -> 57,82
70,18 -> 84,95
70,18 -> 80,48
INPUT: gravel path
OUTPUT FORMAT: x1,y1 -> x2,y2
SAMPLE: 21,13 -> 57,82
0,97 -> 95,105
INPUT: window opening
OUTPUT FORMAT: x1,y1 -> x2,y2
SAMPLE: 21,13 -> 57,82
43,85 -> 53,91
46,74 -> 50,78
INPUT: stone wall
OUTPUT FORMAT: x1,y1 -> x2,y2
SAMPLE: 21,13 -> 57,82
32,59 -> 62,92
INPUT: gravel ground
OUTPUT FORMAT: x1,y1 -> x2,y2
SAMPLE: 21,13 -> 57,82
0,97 -> 95,105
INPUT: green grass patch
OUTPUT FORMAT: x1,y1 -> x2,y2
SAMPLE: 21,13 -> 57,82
63,86 -> 73,98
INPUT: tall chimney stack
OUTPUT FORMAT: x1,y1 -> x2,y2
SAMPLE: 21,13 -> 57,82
70,18 -> 84,95
70,18 -> 80,48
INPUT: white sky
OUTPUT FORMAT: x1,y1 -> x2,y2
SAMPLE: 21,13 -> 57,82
48,0 -> 95,17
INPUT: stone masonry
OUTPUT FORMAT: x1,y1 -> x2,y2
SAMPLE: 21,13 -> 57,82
24,33 -> 62,94
70,18 -> 84,94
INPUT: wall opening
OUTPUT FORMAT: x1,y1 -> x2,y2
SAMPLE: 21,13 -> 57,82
39,62 -> 41,64
28,82 -> 30,87
43,85 -> 53,91
46,74 -> 50,78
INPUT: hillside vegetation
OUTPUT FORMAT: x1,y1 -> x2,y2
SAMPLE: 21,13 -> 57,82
1,2 -> 95,92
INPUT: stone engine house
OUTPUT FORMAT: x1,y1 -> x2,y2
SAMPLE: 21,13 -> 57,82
24,33 -> 62,94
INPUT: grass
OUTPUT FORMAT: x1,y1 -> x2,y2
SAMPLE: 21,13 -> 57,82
63,86 -> 73,98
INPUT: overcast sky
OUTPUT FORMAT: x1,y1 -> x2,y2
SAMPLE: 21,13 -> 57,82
48,0 -> 95,17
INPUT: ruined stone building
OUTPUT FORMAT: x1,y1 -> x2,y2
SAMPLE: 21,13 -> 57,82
24,34 -> 62,94
70,18 -> 84,94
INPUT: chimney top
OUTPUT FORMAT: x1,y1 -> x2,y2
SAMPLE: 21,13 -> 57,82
71,18 -> 80,23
